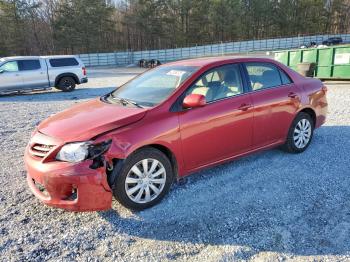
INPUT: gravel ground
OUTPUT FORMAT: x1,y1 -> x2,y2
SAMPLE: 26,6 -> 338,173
0,67 -> 350,261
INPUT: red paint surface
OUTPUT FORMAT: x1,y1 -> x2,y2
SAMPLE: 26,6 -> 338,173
25,57 -> 328,211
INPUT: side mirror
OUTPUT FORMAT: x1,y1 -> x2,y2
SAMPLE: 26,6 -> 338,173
0,69 -> 4,74
182,94 -> 206,109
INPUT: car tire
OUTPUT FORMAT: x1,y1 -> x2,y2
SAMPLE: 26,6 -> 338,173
57,77 -> 76,92
282,112 -> 314,154
112,147 -> 174,210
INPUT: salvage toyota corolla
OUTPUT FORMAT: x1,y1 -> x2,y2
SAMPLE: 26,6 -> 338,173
25,57 -> 328,211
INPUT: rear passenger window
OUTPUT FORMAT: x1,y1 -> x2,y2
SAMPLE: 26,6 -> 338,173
279,69 -> 292,85
245,63 -> 282,90
18,60 -> 41,71
49,58 -> 79,67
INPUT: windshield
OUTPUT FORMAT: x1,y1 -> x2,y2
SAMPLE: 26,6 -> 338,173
108,65 -> 198,107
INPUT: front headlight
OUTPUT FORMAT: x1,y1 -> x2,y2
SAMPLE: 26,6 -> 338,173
56,142 -> 91,163
56,140 -> 112,163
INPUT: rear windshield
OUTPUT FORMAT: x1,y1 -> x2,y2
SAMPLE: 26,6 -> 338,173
49,58 -> 79,67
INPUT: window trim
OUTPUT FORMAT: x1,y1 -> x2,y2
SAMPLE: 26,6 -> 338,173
171,62 -> 249,112
243,62 -> 294,93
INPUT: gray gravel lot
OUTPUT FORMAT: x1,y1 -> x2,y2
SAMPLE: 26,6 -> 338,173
0,67 -> 350,261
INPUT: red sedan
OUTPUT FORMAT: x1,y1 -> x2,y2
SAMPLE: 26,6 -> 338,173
24,57 -> 328,211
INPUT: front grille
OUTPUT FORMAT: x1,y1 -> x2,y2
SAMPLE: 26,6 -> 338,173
30,143 -> 54,158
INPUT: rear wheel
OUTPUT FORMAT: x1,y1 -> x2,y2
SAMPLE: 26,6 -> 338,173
112,148 -> 174,210
282,112 -> 314,153
57,77 -> 76,92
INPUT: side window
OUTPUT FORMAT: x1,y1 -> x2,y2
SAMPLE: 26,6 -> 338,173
0,61 -> 19,72
245,62 -> 282,91
279,69 -> 292,85
18,60 -> 41,71
186,64 -> 244,103
49,58 -> 79,67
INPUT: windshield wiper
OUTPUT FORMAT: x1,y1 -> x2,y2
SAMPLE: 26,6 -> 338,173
109,93 -> 144,108
120,98 -> 144,108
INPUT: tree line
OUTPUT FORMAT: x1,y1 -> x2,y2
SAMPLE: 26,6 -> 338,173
0,0 -> 350,56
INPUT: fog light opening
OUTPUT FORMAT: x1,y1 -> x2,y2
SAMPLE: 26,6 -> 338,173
33,179 -> 49,197
64,187 -> 77,201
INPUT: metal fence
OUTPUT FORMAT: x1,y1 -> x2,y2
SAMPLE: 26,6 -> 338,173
77,33 -> 350,67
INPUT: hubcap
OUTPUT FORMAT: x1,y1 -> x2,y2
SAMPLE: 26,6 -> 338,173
125,159 -> 166,204
293,119 -> 312,149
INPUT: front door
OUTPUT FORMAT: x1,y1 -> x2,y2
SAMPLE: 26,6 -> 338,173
0,61 -> 23,92
178,63 -> 254,171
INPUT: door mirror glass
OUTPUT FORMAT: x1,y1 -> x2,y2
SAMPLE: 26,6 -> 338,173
183,94 -> 206,109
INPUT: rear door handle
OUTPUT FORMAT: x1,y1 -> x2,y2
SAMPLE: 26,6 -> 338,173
238,103 -> 252,111
288,92 -> 298,99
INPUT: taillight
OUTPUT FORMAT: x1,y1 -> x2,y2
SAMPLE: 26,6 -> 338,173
82,67 -> 87,76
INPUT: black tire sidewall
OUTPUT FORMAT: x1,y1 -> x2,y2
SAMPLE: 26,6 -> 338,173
58,77 -> 76,92
284,112 -> 314,153
112,148 -> 174,210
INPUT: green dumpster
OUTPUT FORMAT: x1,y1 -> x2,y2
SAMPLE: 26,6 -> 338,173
275,45 -> 350,80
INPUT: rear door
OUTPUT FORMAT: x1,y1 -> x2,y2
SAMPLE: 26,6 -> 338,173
19,59 -> 49,89
0,61 -> 23,91
178,63 -> 254,171
243,62 -> 300,148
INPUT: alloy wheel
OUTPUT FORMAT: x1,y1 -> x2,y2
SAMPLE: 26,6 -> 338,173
63,79 -> 73,89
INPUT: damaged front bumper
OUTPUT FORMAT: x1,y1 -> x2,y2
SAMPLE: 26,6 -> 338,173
25,147 -> 112,212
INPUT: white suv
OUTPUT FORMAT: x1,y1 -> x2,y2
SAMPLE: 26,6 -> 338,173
0,55 -> 88,94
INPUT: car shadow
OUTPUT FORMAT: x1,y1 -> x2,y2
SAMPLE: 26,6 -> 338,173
98,125 -> 350,257
0,87 -> 115,102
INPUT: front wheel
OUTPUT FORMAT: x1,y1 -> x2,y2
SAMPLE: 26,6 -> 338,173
112,148 -> 174,210
282,112 -> 314,153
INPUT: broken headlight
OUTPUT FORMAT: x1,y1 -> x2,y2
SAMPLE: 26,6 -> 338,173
56,140 -> 112,163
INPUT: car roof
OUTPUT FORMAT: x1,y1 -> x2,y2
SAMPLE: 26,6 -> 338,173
1,56 -> 41,61
41,55 -> 78,59
165,56 -> 278,68
1,55 -> 78,61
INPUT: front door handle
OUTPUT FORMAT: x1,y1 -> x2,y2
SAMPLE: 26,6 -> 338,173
288,92 -> 298,99
238,103 -> 252,111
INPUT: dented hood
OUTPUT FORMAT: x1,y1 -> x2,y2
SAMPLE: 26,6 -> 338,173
38,98 -> 147,141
